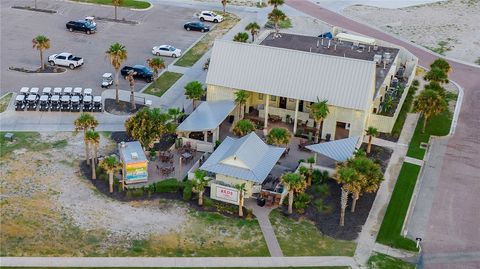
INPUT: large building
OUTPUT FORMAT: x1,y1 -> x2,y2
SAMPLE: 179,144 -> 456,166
205,33 -> 418,140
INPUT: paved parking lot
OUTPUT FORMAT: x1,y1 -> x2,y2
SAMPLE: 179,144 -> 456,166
0,0 -> 208,95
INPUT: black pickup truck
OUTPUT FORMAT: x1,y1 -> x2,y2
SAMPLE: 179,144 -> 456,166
66,20 -> 96,34
120,65 -> 154,82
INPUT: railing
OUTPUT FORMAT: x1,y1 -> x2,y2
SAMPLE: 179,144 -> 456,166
187,152 -> 210,180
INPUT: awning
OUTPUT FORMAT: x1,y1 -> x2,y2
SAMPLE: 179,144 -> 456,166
177,100 -> 235,132
306,136 -> 360,162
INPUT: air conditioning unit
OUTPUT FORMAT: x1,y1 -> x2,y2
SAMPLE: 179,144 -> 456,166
346,123 -> 351,130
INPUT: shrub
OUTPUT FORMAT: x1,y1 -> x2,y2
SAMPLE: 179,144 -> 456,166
293,193 -> 311,214
314,198 -> 332,213
412,79 -> 420,87
131,188 -> 144,198
312,169 -> 329,185
152,178 -> 182,193
313,183 -> 330,197
215,201 -> 237,215
203,196 -> 214,207
246,208 -> 254,219
183,180 -> 193,201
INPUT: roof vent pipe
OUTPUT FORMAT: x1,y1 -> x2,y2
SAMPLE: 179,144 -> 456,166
121,141 -> 126,148
368,46 -> 371,52
316,39 -> 319,48
334,44 -> 337,51
310,47 -> 312,52
383,60 -> 386,69
328,39 -> 331,48
321,38 -> 324,46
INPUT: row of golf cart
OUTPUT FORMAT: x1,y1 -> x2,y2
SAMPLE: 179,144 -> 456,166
15,87 -> 103,112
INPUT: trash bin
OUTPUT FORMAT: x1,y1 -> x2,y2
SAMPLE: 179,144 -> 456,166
257,198 -> 266,207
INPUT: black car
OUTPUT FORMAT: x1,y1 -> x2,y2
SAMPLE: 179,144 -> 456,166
66,20 -> 96,34
184,22 -> 210,32
120,65 -> 154,82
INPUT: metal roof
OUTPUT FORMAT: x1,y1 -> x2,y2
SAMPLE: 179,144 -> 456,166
177,100 -> 236,132
200,132 -> 285,183
306,136 -> 360,162
119,141 -> 147,163
206,40 -> 376,111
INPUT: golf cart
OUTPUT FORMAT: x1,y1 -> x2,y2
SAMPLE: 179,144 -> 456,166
14,94 -> 26,111
53,87 -> 63,97
26,94 -> 39,111
93,96 -> 102,112
71,96 -> 81,112
61,95 -> 71,111
50,95 -> 61,111
39,95 -> 50,111
63,87 -> 73,96
82,95 -> 93,112
42,87 -> 52,100
73,87 -> 83,102
84,88 -> 92,96
101,73 -> 113,88
29,87 -> 40,98
20,87 -> 29,97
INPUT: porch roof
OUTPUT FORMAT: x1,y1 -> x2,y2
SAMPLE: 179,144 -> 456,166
306,136 -> 360,162
177,100 -> 236,132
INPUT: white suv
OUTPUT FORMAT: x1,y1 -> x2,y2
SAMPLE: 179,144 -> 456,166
198,11 -> 223,23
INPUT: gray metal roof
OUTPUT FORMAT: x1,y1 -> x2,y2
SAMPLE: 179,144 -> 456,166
119,141 -> 147,163
200,132 -> 285,183
306,136 -> 360,162
177,100 -> 235,132
206,40 -> 376,111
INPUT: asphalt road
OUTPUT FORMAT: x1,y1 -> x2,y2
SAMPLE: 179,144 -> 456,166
0,0 -> 208,95
285,1 -> 480,268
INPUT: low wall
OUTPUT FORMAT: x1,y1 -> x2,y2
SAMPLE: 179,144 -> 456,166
181,137 -> 214,153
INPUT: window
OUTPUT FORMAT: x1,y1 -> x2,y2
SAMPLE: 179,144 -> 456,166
57,56 -> 66,60
373,108 -> 377,113
258,93 -> 263,100
380,96 -> 383,102
270,96 -> 276,102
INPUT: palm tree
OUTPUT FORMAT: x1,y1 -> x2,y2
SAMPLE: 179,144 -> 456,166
306,156 -> 315,186
32,35 -> 50,71
100,155 -> 121,193
234,183 -> 246,217
167,107 -> 184,123
245,22 -> 260,42
430,58 -> 451,73
147,57 -> 165,83
266,127 -> 291,146
74,113 -> 99,165
268,8 -> 286,37
221,0 -> 227,14
365,127 -> 378,154
192,170 -> 209,206
184,81 -> 205,110
424,66 -> 448,84
112,0 -> 122,20
106,42 -> 127,104
125,107 -> 173,149
281,172 -> 307,214
125,70 -> 136,110
310,98 -> 329,143
233,32 -> 249,43
424,82 -> 447,99
233,119 -> 256,136
268,0 -> 284,8
234,90 -> 249,119
335,165 -> 358,226
413,89 -> 448,133
86,130 -> 100,180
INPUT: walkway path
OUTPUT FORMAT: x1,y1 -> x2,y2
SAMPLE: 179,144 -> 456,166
245,199 -> 283,257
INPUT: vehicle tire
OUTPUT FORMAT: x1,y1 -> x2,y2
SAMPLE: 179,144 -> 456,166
49,61 -> 55,66
147,78 -> 152,83
200,17 -> 205,21
172,54 -> 177,58
186,27 -> 191,31
69,28 -> 73,32
214,19 -> 218,23
87,30 -> 91,35
201,28 -> 205,33
69,64 -> 75,70
125,76 -> 128,80
156,52 -> 161,56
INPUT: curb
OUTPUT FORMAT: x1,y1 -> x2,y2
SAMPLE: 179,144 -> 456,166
447,80 -> 463,136
66,0 -> 152,12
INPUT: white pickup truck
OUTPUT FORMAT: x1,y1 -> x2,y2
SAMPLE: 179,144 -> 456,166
48,52 -> 84,69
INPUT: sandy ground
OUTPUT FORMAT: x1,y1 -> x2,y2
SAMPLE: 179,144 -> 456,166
342,0 -> 480,65
284,15 -> 331,36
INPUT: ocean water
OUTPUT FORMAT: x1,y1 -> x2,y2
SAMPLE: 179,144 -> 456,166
313,0 -> 445,11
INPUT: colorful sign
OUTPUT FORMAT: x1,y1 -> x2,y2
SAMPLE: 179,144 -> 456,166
125,161 -> 148,182
211,183 -> 239,205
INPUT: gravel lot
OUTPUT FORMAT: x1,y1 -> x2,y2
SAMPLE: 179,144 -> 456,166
0,0 -> 207,95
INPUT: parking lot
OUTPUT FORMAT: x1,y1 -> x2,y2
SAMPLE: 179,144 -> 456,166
0,0 -> 208,96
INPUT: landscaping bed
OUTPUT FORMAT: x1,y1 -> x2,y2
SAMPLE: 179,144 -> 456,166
11,6 -> 57,13
9,65 -> 66,74
174,12 -> 240,67
0,93 -> 13,113
143,71 -> 183,97
367,252 -> 415,269
360,143 -> 393,173
104,99 -> 146,115
72,0 -> 150,9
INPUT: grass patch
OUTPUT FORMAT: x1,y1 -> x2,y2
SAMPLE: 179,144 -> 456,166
174,11 -> 240,67
376,163 -> 420,251
406,110 -> 452,159
0,92 -> 13,112
425,40 -> 452,55
367,252 -> 415,269
72,0 -> 150,9
391,86 -> 417,137
51,139 -> 68,149
0,132 -> 51,158
143,71 -> 183,97
269,210 -> 356,256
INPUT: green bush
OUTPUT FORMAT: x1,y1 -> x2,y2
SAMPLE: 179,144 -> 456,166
215,200 -> 237,215
203,196 -> 214,207
183,180 -> 193,201
313,183 -> 330,197
314,198 -> 332,213
312,169 -> 329,185
132,188 -> 144,198
293,193 -> 311,214
412,79 -> 420,87
151,178 -> 182,193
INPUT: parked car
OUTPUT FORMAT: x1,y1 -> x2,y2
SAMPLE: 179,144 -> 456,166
14,94 -> 26,111
184,21 -> 210,32
101,73 -> 113,88
66,20 -> 96,34
120,65 -> 154,82
48,53 -> 84,69
198,11 -> 223,23
152,45 -> 182,58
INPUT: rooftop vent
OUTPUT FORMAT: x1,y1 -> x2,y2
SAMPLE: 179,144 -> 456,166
131,152 -> 138,160
120,141 -> 126,148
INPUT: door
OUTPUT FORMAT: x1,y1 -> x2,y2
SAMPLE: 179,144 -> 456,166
334,122 -> 350,140
299,100 -> 304,112
56,55 -> 67,66
279,97 -> 287,109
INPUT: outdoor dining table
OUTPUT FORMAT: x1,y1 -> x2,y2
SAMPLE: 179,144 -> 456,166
181,152 -> 192,162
